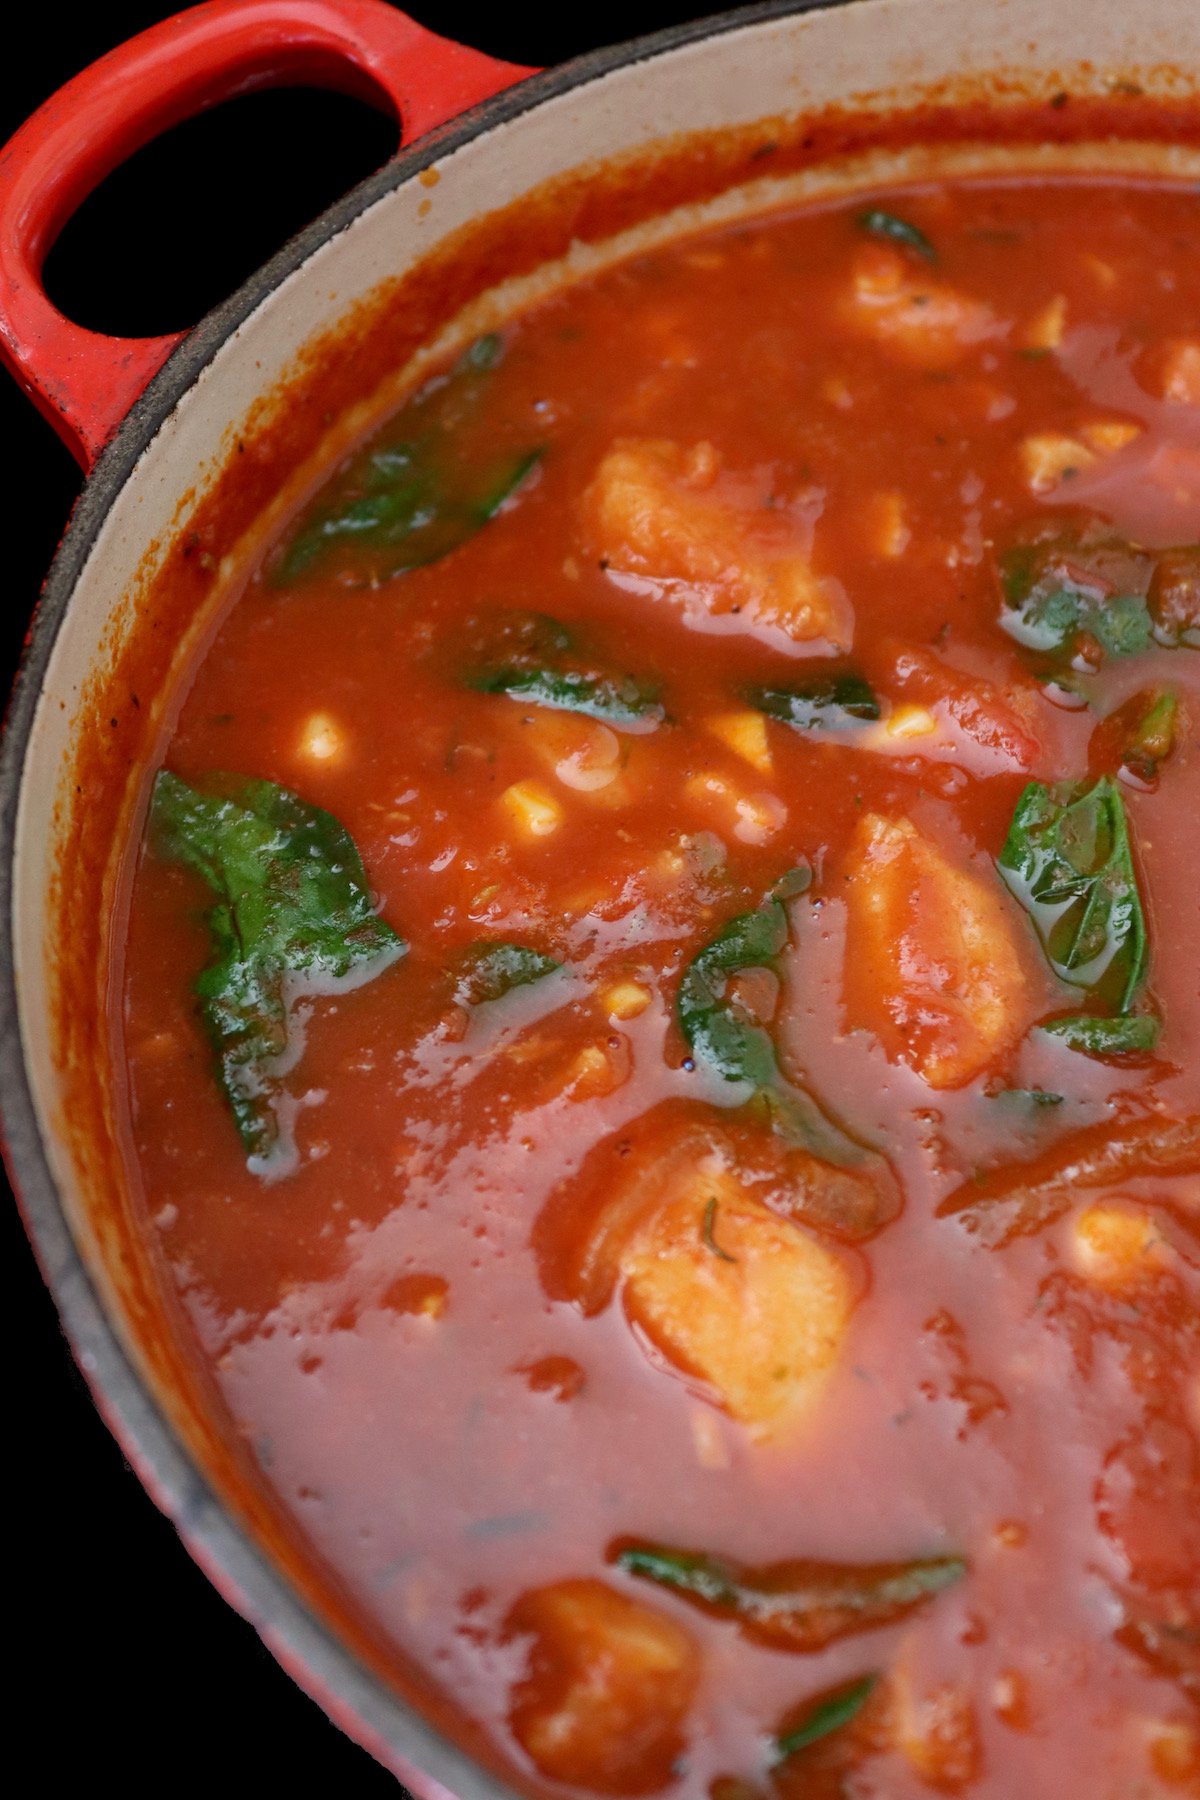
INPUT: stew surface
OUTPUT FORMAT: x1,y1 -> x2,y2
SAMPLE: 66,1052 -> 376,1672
121,176 -> 1199,1797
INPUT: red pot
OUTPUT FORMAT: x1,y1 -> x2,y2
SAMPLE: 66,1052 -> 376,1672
0,1 -> 1195,1791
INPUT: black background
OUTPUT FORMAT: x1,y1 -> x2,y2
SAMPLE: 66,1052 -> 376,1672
3,2 -> 729,1787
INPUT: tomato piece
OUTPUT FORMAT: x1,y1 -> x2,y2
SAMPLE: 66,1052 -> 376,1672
878,641 -> 1044,772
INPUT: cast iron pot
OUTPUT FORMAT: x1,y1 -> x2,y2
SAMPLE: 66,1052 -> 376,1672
1,1 -> 1196,1791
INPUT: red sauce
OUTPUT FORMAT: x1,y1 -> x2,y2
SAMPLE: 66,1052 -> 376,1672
120,178 -> 1199,1796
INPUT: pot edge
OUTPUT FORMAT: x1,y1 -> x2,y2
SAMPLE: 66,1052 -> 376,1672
1,0 -> 1191,1788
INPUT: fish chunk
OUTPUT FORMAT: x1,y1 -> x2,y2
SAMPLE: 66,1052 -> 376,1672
843,813 -> 1029,1088
583,437 -> 847,645
507,1579 -> 699,1793
615,1144 -> 857,1434
841,246 -> 1002,369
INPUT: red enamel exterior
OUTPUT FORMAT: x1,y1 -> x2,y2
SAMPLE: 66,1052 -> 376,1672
0,0 -> 532,471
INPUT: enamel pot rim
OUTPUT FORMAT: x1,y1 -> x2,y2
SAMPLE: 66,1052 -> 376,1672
4,0 -> 1194,1789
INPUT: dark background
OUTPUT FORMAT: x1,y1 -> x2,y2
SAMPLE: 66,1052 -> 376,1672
3,1 -> 731,1789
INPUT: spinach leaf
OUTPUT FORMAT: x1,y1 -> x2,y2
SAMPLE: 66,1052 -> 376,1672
996,529 -> 1199,668
274,334 -> 541,584
465,609 -> 576,663
773,1676 -> 878,1765
277,448 -> 539,584
1001,571 -> 1153,661
466,610 -> 663,730
772,864 -> 814,901
458,331 -> 504,373
1127,688 -> 1179,766
452,940 -> 561,1005
677,891 -> 870,1168
1040,1012 -> 1159,1056
473,665 -> 663,729
857,208 -> 937,262
678,900 -> 788,1090
747,673 -> 879,731
152,771 -> 404,1165
998,777 -> 1149,1013
614,1542 -> 965,1651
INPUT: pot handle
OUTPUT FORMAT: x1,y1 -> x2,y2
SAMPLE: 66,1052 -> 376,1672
0,0 -> 532,471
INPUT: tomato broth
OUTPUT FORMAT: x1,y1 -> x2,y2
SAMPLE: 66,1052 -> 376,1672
121,177 -> 1199,1797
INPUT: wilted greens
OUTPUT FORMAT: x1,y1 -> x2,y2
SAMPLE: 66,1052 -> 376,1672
615,1541 -> 966,1651
678,899 -> 790,1092
1098,688 -> 1179,785
1040,1013 -> 1159,1056
747,673 -> 879,732
998,776 -> 1157,1057
152,771 -> 404,1165
675,889 -> 867,1168
857,209 -> 937,262
273,333 -> 542,584
467,609 -> 663,729
473,665 -> 662,729
997,529 -> 1198,669
452,940 -> 561,1006
773,1675 -> 878,1766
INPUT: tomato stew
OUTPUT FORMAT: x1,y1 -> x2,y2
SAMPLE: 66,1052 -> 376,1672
121,177 -> 1199,1797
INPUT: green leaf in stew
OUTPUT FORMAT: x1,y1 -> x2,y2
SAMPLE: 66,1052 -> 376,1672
152,770 -> 404,1166
677,889 -> 875,1170
771,864 -> 814,901
992,1088 -> 1065,1110
452,940 -> 561,1005
856,208 -> 938,262
1039,1012 -> 1160,1056
473,665 -> 663,729
996,527 -> 1199,668
466,609 -> 663,730
678,899 -> 789,1091
998,776 -> 1149,1014
614,1541 -> 966,1651
772,1675 -> 879,1766
747,673 -> 880,731
273,333 -> 542,585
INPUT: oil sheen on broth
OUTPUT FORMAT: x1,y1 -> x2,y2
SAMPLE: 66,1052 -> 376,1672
122,178 -> 1200,1798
